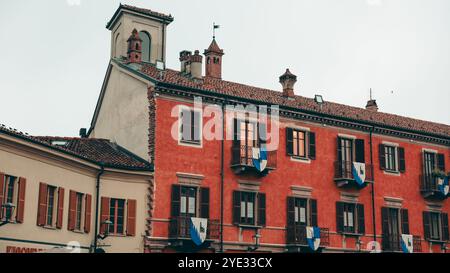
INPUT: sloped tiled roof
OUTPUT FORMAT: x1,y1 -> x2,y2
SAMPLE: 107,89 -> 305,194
0,125 -> 151,170
106,4 -> 173,29
132,60 -> 450,139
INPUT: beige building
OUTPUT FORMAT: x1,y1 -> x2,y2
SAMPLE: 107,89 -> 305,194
0,126 -> 153,253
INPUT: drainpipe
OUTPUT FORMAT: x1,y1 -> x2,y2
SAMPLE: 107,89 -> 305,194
369,127 -> 377,244
220,100 -> 226,253
93,164 -> 105,252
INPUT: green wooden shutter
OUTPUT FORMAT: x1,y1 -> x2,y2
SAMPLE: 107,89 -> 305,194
309,199 -> 318,227
357,204 -> 365,234
423,211 -> 431,240
379,144 -> 386,170
286,128 -> 293,156
232,191 -> 241,225
398,147 -> 406,173
171,185 -> 181,217
200,187 -> 210,219
308,132 -> 316,160
336,202 -> 344,233
401,208 -> 410,234
441,213 -> 449,241
257,193 -> 266,227
355,139 -> 365,163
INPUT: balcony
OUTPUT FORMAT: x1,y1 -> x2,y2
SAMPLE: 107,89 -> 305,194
334,161 -> 373,188
168,216 -> 220,249
231,145 -> 277,176
382,234 -> 422,253
420,174 -> 449,200
286,225 -> 330,252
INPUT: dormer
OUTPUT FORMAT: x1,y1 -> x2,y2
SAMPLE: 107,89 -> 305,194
107,4 -> 173,64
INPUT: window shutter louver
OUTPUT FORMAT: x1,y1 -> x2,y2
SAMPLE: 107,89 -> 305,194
379,144 -> 386,170
381,207 -> 389,249
437,154 -> 445,172
233,191 -> 241,225
68,190 -> 76,231
193,110 -> 201,142
99,197 -> 110,234
398,147 -> 406,173
200,188 -> 210,219
126,199 -> 137,236
309,199 -> 318,227
16,177 -> 26,223
308,132 -> 316,160
286,128 -> 294,156
337,138 -> 343,163
423,211 -> 431,240
233,119 -> 240,148
441,213 -> 449,241
287,197 -> 296,243
401,209 -> 410,234
257,193 -> 266,227
336,202 -> 344,233
357,204 -> 365,234
258,123 -> 267,145
56,187 -> 64,229
355,139 -> 365,163
37,183 -> 48,226
84,194 -> 92,233
171,185 -> 181,217
0,173 -> 5,219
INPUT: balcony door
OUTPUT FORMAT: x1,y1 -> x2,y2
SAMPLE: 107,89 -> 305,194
238,120 -> 258,166
338,138 -> 354,178
423,152 -> 436,176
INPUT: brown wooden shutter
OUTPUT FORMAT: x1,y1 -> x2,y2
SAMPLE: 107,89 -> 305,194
232,191 -> 241,225
171,185 -> 181,217
355,139 -> 365,163
379,144 -> 386,170
0,173 -> 5,219
423,211 -> 431,240
357,204 -> 365,234
336,202 -> 344,233
381,207 -> 389,249
16,177 -> 26,223
200,187 -> 210,219
309,199 -> 318,227
257,193 -> 266,227
308,132 -> 316,160
401,209 -> 410,234
99,197 -> 110,234
56,187 -> 65,229
126,199 -> 137,236
287,197 -> 296,243
286,128 -> 294,156
441,213 -> 449,241
398,147 -> 406,173
37,183 -> 48,226
68,190 -> 76,231
437,153 -> 445,172
84,194 -> 92,233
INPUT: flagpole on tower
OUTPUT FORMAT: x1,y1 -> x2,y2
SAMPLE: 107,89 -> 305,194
213,23 -> 220,39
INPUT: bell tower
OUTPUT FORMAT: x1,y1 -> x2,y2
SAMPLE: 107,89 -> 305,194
107,4 -> 173,64
204,39 -> 224,79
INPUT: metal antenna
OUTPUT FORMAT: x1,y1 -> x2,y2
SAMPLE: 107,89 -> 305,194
369,88 -> 373,100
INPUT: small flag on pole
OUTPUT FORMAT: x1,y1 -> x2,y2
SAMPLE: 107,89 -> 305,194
213,23 -> 220,38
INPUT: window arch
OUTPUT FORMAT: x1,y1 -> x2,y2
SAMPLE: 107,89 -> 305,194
139,31 -> 151,62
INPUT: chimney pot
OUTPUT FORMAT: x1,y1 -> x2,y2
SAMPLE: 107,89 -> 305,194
190,50 -> 203,79
279,69 -> 297,98
366,99 -> 379,112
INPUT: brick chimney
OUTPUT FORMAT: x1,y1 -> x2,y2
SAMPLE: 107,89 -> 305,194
279,69 -> 297,98
204,39 -> 224,79
179,50 -> 192,74
127,29 -> 142,64
190,50 -> 203,79
366,99 -> 379,112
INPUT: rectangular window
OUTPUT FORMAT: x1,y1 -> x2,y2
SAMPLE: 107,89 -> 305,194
384,146 -> 397,171
109,199 -> 125,234
75,193 -> 84,231
292,130 -> 307,158
180,108 -> 201,145
430,212 -> 441,240
2,175 -> 17,220
340,138 -> 354,163
46,186 -> 57,227
180,186 -> 197,217
240,192 -> 256,225
343,203 -> 356,233
294,198 -> 308,225
423,152 -> 436,175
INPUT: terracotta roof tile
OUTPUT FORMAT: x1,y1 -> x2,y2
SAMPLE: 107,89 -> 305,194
136,61 -> 450,138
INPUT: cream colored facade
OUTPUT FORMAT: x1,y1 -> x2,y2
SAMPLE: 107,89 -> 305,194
0,132 -> 152,253
89,64 -> 153,161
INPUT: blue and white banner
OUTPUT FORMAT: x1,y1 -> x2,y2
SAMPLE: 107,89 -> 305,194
352,162 -> 366,186
252,146 -> 268,172
437,176 -> 449,196
306,226 -> 321,251
401,234 -> 414,253
190,217 -> 208,246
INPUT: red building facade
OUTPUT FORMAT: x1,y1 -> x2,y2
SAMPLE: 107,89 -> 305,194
92,5 -> 450,253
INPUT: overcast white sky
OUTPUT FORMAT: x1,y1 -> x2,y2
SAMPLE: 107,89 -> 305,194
0,0 -> 449,137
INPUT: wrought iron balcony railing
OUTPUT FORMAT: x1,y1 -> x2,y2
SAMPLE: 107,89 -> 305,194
334,160 -> 374,188
420,174 -> 449,200
286,224 -> 330,247
168,216 -> 220,241
231,145 -> 277,174
382,234 -> 422,253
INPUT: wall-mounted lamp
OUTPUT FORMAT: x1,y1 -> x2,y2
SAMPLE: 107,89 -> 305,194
0,203 -> 16,227
97,220 -> 113,240
248,230 -> 261,252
